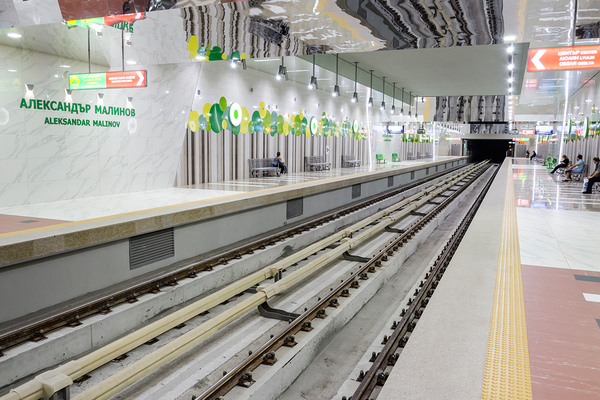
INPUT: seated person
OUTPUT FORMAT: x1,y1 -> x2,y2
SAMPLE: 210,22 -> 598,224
550,155 -> 569,174
563,154 -> 584,181
273,151 -> 287,174
530,150 -> 537,161
583,157 -> 600,194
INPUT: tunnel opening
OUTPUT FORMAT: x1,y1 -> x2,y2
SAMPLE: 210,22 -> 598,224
465,139 -> 511,163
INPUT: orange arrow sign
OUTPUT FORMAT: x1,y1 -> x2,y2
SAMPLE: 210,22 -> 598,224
528,45 -> 600,71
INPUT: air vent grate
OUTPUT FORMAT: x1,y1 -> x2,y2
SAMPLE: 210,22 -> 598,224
388,176 -> 394,187
352,184 -> 361,199
410,171 -> 415,180
130,228 -> 174,270
287,198 -> 303,219
426,167 -> 430,175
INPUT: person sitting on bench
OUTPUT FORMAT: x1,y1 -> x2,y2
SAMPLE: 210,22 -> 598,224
563,154 -> 584,181
273,151 -> 287,175
550,155 -> 569,174
583,157 -> 600,194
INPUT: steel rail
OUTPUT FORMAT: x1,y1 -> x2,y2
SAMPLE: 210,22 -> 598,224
0,164 -> 465,353
351,162 -> 500,400
0,164 -> 477,400
196,162 -> 491,400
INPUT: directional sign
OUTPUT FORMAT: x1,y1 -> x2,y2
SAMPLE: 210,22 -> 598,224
528,45 -> 600,71
69,70 -> 147,90
67,13 -> 146,33
106,71 -> 146,88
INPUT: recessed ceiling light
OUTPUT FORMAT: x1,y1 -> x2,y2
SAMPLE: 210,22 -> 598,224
508,64 -> 514,70
7,69 -> 17,72
504,35 -> 516,42
7,32 -> 21,39
60,65 -> 70,68
126,60 -> 136,65
507,45 -> 514,53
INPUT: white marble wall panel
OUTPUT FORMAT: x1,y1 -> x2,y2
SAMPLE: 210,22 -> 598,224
25,135 -> 65,158
0,135 -> 26,159
0,41 -> 199,206
0,159 -> 28,184
0,183 -> 28,206
28,180 -> 67,203
68,178 -> 100,200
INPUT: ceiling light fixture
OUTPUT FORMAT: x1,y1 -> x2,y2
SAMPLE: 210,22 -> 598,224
415,94 -> 418,118
380,76 -> 386,110
400,87 -> 405,116
352,61 -> 359,102
276,56 -> 288,81
507,45 -> 514,53
309,54 -> 318,89
368,70 -> 374,107
7,32 -> 22,39
126,60 -> 136,65
391,82 -> 396,113
508,63 -> 514,70
332,54 -> 340,97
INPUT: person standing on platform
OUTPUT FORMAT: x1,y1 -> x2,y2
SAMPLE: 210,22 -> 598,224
563,154 -> 584,181
582,157 -> 600,194
273,152 -> 287,175
550,155 -> 569,174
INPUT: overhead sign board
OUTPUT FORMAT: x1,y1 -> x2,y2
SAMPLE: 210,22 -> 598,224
69,70 -> 147,90
528,45 -> 600,71
67,13 -> 146,33
521,129 -> 535,135
404,129 -> 415,134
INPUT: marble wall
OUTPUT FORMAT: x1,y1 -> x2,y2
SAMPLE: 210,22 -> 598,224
0,43 -> 198,206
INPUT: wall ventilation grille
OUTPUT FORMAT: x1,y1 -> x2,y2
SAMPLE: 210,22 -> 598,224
426,167 -> 430,175
130,228 -> 174,270
410,171 -> 415,180
388,176 -> 394,187
352,184 -> 361,198
287,198 -> 304,219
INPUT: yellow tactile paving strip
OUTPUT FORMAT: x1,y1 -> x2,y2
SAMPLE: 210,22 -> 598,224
481,161 -> 533,399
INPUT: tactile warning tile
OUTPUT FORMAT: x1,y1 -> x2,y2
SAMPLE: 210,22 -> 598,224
481,161 -> 533,400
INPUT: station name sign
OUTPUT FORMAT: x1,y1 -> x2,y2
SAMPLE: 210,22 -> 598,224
69,70 -> 147,90
528,45 -> 600,71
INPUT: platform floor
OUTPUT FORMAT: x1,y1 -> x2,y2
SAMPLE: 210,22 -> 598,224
514,159 -> 600,400
379,158 -> 600,400
0,159 -> 438,237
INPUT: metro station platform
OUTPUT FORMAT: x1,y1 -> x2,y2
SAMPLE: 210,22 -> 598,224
379,158 -> 600,400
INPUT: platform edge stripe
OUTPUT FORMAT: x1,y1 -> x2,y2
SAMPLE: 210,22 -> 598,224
481,160 -> 533,400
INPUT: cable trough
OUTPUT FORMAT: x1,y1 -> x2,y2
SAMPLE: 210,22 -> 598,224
195,161 -> 492,400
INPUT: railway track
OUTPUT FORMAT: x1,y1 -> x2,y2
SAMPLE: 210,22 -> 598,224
195,161 -> 494,400
1,162 -> 489,400
0,164 -> 464,354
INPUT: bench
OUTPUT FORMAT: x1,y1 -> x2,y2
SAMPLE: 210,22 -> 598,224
342,154 -> 361,168
305,156 -> 331,171
426,152 -> 432,158
417,151 -> 425,159
391,153 -> 401,162
376,154 -> 386,164
249,158 -> 279,177
407,151 -> 416,160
